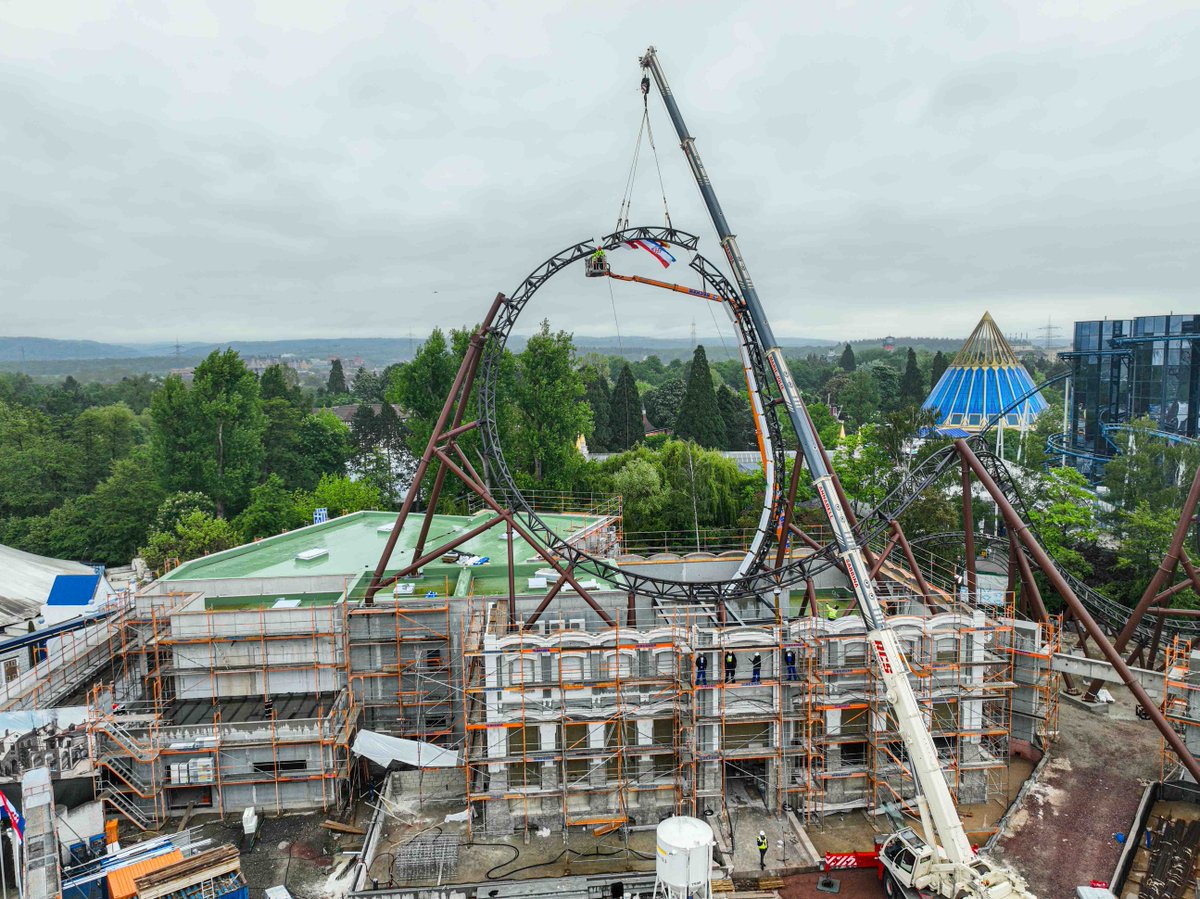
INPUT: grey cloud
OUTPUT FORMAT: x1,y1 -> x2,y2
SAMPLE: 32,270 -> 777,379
2,0 -> 1200,344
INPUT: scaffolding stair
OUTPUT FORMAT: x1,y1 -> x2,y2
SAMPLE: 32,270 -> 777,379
98,754 -> 153,796
98,783 -> 154,831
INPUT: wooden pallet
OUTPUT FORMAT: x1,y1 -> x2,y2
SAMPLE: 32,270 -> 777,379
758,877 -> 785,890
711,880 -> 735,893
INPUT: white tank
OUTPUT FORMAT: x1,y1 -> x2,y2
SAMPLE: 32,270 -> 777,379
655,816 -> 714,898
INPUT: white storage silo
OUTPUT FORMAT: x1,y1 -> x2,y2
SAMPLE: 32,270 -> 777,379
654,816 -> 714,899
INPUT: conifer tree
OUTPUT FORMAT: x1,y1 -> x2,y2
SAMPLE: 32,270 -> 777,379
327,358 -> 347,394
674,345 -> 726,448
930,351 -> 949,390
609,364 -> 643,451
583,367 -> 612,452
900,348 -> 924,405
839,344 -> 857,372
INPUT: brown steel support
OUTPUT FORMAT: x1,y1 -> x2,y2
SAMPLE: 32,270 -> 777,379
431,449 -> 616,626
413,314 -> 492,563
627,592 -> 637,628
892,522 -> 933,600
366,293 -> 506,600
1146,606 -> 1200,618
1084,464 -> 1200,697
804,579 -> 817,618
1006,533 -> 1020,614
774,449 -> 805,571
1177,548 -> 1200,595
961,457 -> 976,596
521,562 -> 576,632
396,515 -> 504,579
1011,537 -> 1049,624
955,438 -> 1200,782
507,517 -> 516,630
869,533 -> 901,578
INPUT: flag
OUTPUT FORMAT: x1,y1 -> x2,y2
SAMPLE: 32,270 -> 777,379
625,238 -> 676,268
0,792 -> 24,844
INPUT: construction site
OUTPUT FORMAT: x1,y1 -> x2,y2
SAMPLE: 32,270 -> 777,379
7,44 -> 1200,899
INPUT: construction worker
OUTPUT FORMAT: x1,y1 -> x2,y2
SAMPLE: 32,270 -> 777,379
695,653 -> 708,686
724,650 -> 737,683
757,831 -> 768,870
825,602 -> 839,622
588,246 -> 608,276
784,647 -> 798,681
750,651 -> 762,684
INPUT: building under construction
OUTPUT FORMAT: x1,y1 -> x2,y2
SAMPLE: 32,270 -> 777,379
40,504 -> 1062,842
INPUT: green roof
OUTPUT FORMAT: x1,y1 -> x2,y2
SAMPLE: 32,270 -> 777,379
161,510 -> 610,584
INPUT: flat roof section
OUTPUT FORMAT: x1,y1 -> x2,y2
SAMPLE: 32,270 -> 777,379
161,510 -> 610,583
167,693 -> 336,726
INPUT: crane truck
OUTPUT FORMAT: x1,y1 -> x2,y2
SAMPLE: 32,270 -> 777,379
638,48 -> 1036,899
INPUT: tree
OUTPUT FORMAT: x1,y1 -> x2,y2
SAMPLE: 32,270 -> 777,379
930,351 -> 949,390
1026,466 -> 1097,578
611,457 -> 665,533
234,474 -> 304,540
511,320 -> 590,484
388,328 -> 457,457
838,370 -> 880,432
839,344 -> 857,372
643,378 -> 687,432
260,364 -> 301,404
350,403 -> 379,459
582,367 -> 611,452
327,358 -> 347,394
140,509 -> 241,575
863,360 -> 900,414
155,349 -> 266,518
297,474 -> 381,519
153,491 -> 216,534
900,348 -> 924,405
609,364 -> 643,451
716,385 -> 756,451
675,345 -> 726,448
352,368 -> 384,403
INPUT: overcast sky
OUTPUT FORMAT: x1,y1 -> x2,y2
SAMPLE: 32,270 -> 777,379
3,1 -> 1199,345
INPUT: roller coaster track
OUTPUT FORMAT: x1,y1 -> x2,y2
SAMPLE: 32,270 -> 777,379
472,225 -> 1197,641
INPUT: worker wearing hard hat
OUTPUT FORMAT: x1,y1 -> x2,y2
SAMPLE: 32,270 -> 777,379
757,831 -> 768,869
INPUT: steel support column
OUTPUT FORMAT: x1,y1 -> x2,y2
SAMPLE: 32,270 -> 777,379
955,438 -> 1200,782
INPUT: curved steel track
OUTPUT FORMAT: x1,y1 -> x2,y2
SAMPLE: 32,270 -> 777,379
474,226 -> 1198,639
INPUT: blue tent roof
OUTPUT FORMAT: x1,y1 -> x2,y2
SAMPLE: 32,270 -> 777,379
46,573 -> 101,606
922,312 -> 1048,432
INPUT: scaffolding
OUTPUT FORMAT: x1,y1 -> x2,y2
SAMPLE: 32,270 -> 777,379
1162,638 -> 1199,780
344,592 -> 453,741
87,591 -> 357,831
458,589 -> 1041,840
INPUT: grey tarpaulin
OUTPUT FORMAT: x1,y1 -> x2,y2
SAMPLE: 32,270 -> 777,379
351,730 -> 462,768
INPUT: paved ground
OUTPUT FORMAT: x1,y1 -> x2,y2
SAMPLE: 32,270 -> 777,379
195,813 -> 346,899
991,686 -> 1162,896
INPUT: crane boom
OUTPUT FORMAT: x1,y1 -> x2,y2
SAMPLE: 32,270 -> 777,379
639,47 -> 1032,898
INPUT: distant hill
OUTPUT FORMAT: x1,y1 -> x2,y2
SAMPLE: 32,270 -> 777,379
0,337 -> 144,362
0,333 -> 838,366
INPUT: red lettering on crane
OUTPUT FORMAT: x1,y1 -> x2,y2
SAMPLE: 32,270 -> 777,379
873,640 -> 893,674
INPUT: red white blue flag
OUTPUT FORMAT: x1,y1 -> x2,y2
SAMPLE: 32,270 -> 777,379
625,238 -> 676,268
0,792 -> 24,844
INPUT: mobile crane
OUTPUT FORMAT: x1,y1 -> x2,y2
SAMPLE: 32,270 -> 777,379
638,47 -> 1036,899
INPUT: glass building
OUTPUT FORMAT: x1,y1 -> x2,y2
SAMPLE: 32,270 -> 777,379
1061,314 -> 1200,478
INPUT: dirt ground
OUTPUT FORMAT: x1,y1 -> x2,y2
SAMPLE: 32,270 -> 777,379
193,813 -> 351,899
778,868 -> 882,899
991,687 -> 1163,896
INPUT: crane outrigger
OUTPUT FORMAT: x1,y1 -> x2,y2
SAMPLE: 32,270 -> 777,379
637,47 -> 1036,899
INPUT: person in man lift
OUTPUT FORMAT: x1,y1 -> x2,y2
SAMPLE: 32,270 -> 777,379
723,650 -> 736,683
784,647 -> 798,681
587,246 -> 608,277
695,653 -> 708,686
750,651 -> 762,684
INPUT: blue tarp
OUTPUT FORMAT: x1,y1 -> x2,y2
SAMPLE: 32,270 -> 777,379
46,573 -> 100,606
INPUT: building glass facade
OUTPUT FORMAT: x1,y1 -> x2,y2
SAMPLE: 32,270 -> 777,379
1065,314 -> 1200,478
